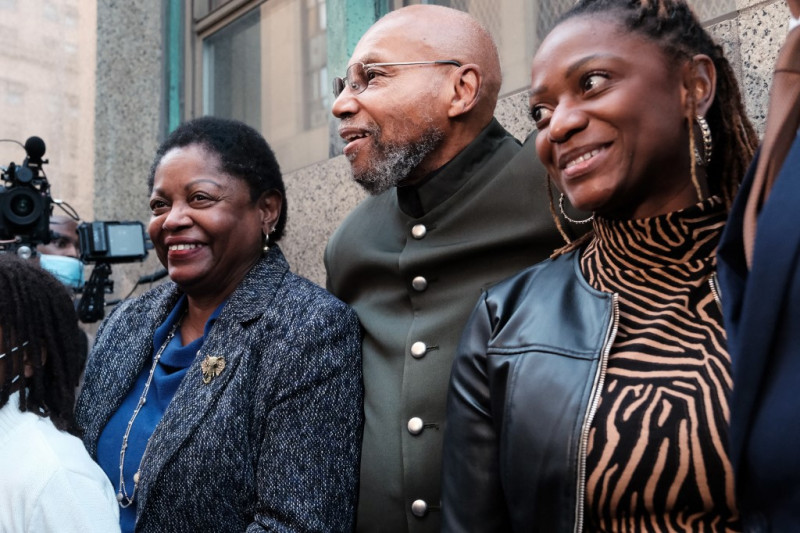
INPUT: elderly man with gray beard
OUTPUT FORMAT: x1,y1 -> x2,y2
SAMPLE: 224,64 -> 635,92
324,5 -> 564,532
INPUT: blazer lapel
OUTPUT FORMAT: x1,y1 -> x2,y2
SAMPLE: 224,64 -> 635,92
135,248 -> 290,509
729,136 -> 800,469
136,318 -> 249,505
78,286 -> 179,457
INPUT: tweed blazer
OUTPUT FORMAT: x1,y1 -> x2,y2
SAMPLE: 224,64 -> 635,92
76,247 -> 363,532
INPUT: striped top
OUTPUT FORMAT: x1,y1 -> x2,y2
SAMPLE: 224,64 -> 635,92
580,197 -> 740,532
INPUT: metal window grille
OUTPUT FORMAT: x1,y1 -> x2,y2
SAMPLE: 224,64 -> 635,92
445,0 -> 502,45
432,0 -> 738,47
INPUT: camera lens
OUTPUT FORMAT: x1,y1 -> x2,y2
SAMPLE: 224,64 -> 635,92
4,188 -> 43,225
11,194 -> 34,217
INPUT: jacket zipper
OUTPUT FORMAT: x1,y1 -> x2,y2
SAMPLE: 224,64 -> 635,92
573,277 -> 721,530
708,273 -> 722,312
574,293 -> 619,533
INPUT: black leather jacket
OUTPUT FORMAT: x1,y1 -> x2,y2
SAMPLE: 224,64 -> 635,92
442,249 -> 619,532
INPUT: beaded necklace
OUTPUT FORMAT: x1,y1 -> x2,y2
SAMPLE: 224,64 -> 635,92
116,318 -> 182,508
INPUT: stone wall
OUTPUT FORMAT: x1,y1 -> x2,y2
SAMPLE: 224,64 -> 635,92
93,1 -> 166,290
95,0 -> 793,291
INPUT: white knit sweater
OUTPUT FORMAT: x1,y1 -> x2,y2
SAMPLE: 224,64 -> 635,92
0,392 -> 119,533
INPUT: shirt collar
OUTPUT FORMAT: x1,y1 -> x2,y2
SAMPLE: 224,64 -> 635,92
587,196 -> 726,272
396,119 -> 508,218
0,391 -> 27,446
152,294 -> 227,352
790,15 -> 800,32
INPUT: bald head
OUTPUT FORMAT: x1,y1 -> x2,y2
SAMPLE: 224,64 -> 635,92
332,5 -> 504,191
365,5 -> 501,119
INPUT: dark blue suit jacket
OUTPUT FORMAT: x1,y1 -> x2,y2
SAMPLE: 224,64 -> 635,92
718,134 -> 800,531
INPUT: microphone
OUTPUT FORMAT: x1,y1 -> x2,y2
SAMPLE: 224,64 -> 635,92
24,136 -> 46,164
137,268 -> 168,284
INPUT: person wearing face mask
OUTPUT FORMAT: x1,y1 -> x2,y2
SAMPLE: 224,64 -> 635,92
37,215 -> 85,292
37,215 -> 90,378
442,1 -> 759,531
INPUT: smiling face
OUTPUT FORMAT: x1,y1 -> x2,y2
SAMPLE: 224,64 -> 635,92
331,15 -> 454,194
148,144 -> 271,302
530,16 -> 698,220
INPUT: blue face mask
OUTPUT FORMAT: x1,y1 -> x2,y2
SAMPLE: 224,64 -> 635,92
39,254 -> 85,290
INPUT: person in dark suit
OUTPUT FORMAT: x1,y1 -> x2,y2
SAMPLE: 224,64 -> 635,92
75,116 -> 363,533
717,2 -> 800,530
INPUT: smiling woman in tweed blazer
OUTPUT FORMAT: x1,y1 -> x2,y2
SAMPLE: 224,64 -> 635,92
76,117 -> 362,533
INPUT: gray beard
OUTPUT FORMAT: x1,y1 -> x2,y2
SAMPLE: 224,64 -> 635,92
350,126 -> 445,196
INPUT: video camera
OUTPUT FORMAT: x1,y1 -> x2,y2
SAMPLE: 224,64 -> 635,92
76,220 -> 152,324
1,136 -> 152,322
0,136 -> 50,256
1,136 -> 148,260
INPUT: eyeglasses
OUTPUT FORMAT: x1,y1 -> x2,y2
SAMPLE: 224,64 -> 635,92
332,60 -> 462,98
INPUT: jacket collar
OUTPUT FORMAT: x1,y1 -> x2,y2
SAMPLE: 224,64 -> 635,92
721,139 -> 800,475
107,248 -> 289,516
213,246 -> 290,324
78,247 -> 290,459
397,118 -> 509,217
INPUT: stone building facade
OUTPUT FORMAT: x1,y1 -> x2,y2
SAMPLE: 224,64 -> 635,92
3,1 -> 793,297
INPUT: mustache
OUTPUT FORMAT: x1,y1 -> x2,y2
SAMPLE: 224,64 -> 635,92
339,119 -> 381,138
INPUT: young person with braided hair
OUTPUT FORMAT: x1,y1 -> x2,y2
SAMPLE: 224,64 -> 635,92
0,254 -> 119,532
442,1 -> 758,531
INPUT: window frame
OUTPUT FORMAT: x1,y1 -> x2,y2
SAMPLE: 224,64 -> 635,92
184,0 -> 265,121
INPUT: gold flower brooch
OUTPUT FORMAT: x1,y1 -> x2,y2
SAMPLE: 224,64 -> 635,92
201,355 -> 226,384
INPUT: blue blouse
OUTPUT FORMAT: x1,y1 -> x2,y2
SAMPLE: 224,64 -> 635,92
96,295 -> 226,533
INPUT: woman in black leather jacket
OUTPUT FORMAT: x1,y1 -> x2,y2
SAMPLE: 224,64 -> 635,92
442,1 -> 759,531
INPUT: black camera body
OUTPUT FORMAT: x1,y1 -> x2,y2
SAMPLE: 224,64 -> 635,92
0,137 -> 51,253
2,136 -> 155,322
1,137 -> 150,263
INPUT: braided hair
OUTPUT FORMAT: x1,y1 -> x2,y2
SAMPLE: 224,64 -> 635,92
0,254 -> 84,436
547,0 -> 759,256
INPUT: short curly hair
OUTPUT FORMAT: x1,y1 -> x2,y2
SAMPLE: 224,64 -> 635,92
148,116 -> 288,243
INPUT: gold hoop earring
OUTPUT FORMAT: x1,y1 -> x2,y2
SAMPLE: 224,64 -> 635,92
694,114 -> 713,166
559,194 -> 594,224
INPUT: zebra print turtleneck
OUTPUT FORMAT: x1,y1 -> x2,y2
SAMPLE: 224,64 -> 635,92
580,197 -> 740,532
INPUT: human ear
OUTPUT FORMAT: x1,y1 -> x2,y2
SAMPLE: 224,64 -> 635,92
681,54 -> 716,117
447,64 -> 482,118
258,191 -> 283,235
22,351 -> 41,379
